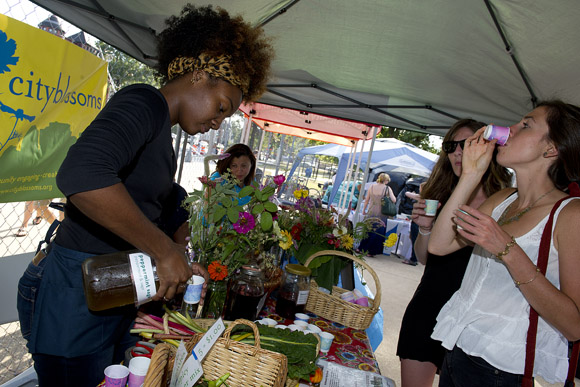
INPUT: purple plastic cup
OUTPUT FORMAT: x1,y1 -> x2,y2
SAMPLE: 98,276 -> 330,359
104,364 -> 129,387
483,125 -> 510,146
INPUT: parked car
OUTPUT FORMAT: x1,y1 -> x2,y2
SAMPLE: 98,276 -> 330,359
322,181 -> 361,210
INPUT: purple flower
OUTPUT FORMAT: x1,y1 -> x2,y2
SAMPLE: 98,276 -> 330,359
273,175 -> 286,186
219,152 -> 231,160
233,211 -> 256,234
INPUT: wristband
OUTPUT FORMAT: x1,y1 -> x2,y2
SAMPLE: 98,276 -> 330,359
496,236 -> 516,260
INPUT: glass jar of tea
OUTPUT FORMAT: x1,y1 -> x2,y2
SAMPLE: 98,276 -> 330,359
223,264 -> 266,321
275,263 -> 311,319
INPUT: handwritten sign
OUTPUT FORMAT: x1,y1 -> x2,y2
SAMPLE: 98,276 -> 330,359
194,318 -> 226,361
175,354 -> 203,387
169,341 -> 188,387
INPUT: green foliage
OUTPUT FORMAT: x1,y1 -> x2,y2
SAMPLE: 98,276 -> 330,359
379,126 -> 440,154
236,325 -> 319,381
96,40 -> 159,89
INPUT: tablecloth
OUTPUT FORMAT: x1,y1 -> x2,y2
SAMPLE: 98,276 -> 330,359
259,296 -> 381,375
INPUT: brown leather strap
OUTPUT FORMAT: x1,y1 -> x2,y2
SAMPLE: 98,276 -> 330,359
523,182 -> 580,386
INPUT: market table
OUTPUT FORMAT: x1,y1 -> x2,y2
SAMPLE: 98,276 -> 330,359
259,296 -> 381,375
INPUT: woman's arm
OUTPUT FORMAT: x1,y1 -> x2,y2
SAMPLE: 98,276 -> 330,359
428,128 -> 496,255
363,185 -> 372,214
411,199 -> 437,265
388,186 -> 396,203
70,183 -> 208,301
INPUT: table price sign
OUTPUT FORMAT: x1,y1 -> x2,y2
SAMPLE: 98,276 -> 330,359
172,318 -> 226,387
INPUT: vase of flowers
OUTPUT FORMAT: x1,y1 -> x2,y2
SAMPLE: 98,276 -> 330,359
185,171 -> 286,317
275,189 -> 369,290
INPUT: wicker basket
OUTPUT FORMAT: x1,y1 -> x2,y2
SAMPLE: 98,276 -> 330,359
144,319 -> 288,387
304,250 -> 381,330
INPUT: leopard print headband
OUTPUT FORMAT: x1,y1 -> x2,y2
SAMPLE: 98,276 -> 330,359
167,54 -> 249,94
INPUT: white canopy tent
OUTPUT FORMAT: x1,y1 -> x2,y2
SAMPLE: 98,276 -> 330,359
28,0 -> 580,137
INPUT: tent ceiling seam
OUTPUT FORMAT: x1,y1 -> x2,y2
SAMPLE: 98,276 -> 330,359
267,83 -> 466,130
258,0 -> 302,27
484,0 -> 537,107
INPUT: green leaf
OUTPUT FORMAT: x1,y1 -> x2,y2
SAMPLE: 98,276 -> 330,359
238,186 -> 253,197
260,211 -> 273,231
264,202 -> 278,212
212,206 -> 226,223
254,190 -> 263,201
227,207 -> 240,223
252,203 -> 264,215
261,186 -> 276,198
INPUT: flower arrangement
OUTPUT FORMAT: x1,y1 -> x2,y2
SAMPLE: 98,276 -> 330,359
275,189 -> 368,290
185,171 -> 286,282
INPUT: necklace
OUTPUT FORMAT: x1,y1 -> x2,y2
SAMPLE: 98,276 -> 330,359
497,188 -> 556,226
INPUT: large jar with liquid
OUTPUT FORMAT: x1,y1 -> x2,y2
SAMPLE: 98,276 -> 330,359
275,264 -> 311,319
82,250 -> 159,311
223,265 -> 266,321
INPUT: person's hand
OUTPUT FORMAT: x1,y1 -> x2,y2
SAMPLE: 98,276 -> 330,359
453,204 -> 512,256
405,191 -> 421,201
411,198 -> 439,231
461,127 -> 497,177
191,262 -> 209,305
153,243 -> 193,302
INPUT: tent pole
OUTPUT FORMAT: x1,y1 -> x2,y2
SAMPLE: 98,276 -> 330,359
257,126 -> 266,176
338,145 -> 357,211
352,126 -> 379,226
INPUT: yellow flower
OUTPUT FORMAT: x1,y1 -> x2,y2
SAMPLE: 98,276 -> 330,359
384,233 -> 398,248
301,189 -> 309,198
279,229 -> 293,250
293,189 -> 303,199
341,234 -> 354,250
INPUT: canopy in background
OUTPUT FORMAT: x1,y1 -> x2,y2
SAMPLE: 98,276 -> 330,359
28,0 -> 580,137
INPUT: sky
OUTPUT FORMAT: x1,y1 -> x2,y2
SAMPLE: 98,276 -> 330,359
1,0 -> 96,43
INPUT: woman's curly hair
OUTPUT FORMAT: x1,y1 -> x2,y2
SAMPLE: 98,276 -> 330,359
155,4 -> 274,102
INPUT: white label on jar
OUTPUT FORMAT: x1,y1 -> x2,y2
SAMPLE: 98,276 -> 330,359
129,252 -> 156,305
296,290 -> 310,305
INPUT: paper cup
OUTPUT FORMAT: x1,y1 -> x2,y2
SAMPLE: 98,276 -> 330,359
288,324 -> 305,331
183,275 -> 205,304
275,324 -> 289,329
293,320 -> 309,329
319,332 -> 335,353
307,324 -> 322,334
424,199 -> 439,216
128,357 -> 150,387
104,364 -> 129,387
256,318 -> 277,327
294,313 -> 310,322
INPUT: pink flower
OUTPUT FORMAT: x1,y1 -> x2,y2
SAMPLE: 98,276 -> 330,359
219,152 -> 231,160
233,211 -> 255,234
273,175 -> 286,186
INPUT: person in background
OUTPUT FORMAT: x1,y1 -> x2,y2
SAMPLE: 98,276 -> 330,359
16,5 -> 274,385
253,150 -> 264,184
397,118 -> 512,387
396,177 -> 425,265
430,101 -> 580,386
15,200 -> 59,237
211,143 -> 257,205
357,172 -> 396,257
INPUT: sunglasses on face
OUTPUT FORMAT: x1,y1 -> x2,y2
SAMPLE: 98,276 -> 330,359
442,139 -> 466,153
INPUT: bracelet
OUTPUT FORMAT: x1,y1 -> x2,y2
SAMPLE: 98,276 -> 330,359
514,267 -> 541,288
418,227 -> 432,236
496,236 -> 516,260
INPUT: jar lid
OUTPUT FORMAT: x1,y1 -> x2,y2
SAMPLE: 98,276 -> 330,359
285,264 -> 311,276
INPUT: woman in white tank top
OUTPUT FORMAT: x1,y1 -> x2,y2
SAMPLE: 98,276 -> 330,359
428,100 -> 580,385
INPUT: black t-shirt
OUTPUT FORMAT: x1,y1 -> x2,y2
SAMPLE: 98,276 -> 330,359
55,84 -> 177,254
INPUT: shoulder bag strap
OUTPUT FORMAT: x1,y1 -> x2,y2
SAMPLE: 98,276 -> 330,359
523,182 -> 580,387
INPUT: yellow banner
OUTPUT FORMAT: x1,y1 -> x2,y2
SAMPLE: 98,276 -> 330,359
0,14 -> 107,202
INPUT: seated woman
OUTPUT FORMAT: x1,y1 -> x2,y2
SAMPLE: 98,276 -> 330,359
210,143 -> 256,205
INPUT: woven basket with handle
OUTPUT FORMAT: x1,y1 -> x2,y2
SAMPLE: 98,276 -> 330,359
144,319 -> 288,387
304,250 -> 381,330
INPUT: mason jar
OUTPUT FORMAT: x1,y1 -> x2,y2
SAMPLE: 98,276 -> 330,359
223,264 -> 265,321
275,263 -> 312,319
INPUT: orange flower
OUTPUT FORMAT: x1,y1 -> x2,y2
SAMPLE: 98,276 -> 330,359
208,261 -> 228,281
